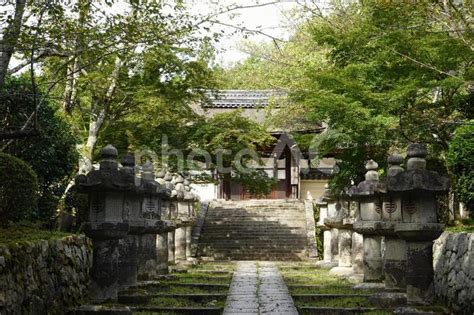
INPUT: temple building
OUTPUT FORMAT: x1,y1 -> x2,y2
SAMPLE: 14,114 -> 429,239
191,90 -> 336,201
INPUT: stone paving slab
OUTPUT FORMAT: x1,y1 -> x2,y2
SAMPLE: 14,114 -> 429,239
223,261 -> 298,315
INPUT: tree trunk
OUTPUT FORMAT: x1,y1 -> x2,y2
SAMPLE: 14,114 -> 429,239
62,57 -> 80,113
0,0 -> 27,90
62,0 -> 89,113
57,56 -> 122,217
79,56 -> 122,174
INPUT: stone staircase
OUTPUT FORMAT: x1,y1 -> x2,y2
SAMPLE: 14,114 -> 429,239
197,200 -> 309,261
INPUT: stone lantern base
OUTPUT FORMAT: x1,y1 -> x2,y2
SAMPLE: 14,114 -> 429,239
395,223 -> 444,304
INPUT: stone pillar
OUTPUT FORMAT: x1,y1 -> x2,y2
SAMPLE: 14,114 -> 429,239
338,213 -> 356,270
117,235 -> 138,289
323,229 -> 333,262
330,228 -> 339,263
175,226 -> 187,261
363,236 -> 383,282
338,229 -> 352,267
383,237 -> 406,291
315,197 -> 332,264
351,232 -> 364,274
325,191 -> 341,264
186,225 -> 193,259
156,232 -> 169,274
137,233 -> 158,279
168,230 -> 175,264
406,241 -> 436,302
89,239 -> 120,303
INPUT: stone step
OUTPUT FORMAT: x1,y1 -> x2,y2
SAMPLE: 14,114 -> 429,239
201,254 -> 306,261
198,200 -> 310,261
212,206 -> 304,209
205,216 -> 306,220
207,215 -> 305,219
200,233 -> 306,238
199,243 -> 307,248
204,251 -> 306,256
199,236 -> 307,242
207,211 -> 305,217
201,228 -> 306,233
199,250 -> 307,257
197,244 -> 306,249
202,225 -> 306,230
199,242 -> 307,249
199,234 -> 307,239
204,218 -> 306,222
211,209 -> 304,212
203,223 -> 306,227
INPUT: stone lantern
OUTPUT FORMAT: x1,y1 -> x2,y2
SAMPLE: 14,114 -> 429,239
136,161 -> 175,279
325,192 -> 354,275
321,185 -> 340,266
154,169 -> 176,274
183,178 -> 197,259
174,174 -> 194,262
164,172 -> 180,265
315,193 -> 332,267
349,160 -> 384,283
74,145 -> 130,303
388,144 -> 449,304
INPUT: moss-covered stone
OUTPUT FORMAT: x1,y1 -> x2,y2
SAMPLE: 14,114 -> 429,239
0,233 -> 92,314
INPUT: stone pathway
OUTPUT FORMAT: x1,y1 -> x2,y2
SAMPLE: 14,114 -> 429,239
223,261 -> 298,315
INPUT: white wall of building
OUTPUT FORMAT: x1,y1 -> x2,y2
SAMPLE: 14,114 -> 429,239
191,183 -> 218,201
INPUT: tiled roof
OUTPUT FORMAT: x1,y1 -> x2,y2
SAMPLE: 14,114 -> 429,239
300,168 -> 333,180
203,90 -> 286,108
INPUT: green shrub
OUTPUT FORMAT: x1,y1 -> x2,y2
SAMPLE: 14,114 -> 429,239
1,77 -> 78,221
0,153 -> 39,224
447,123 -> 474,212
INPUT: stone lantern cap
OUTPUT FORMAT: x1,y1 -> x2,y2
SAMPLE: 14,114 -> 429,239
74,145 -> 131,240
387,144 -> 449,193
74,145 -> 135,193
347,160 -> 386,198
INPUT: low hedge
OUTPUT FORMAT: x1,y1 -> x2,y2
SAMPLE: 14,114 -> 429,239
0,153 -> 39,224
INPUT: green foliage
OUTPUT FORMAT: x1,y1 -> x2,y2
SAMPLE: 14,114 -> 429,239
0,153 -> 39,224
188,111 -> 276,196
233,169 -> 278,198
218,1 -> 472,191
447,123 -> 474,211
189,110 -> 275,170
1,76 -> 78,221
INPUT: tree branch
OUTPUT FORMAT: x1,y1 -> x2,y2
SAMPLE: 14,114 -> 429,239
208,20 -> 288,42
7,48 -> 70,75
391,49 -> 464,80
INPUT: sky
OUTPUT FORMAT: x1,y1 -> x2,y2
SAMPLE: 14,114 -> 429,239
196,0 -> 300,66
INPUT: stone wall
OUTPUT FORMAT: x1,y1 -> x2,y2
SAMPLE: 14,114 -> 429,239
0,235 -> 92,314
433,231 -> 473,314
